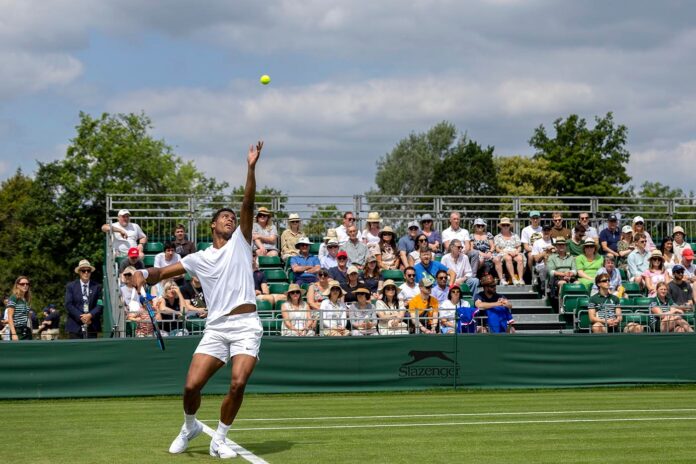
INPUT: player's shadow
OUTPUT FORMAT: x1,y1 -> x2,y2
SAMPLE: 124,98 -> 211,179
187,440 -> 292,457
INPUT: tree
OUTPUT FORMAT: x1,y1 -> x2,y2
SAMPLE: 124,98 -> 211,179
431,138 -> 498,197
529,112 -> 631,197
303,205 -> 340,237
494,156 -> 562,197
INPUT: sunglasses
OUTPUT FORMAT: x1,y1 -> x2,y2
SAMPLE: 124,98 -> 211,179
598,279 -> 609,283
18,282 -> 30,286
257,214 -> 269,218
123,273 -> 132,277
346,218 -> 355,222
635,222 -> 644,225
437,276 -> 447,280
327,245 -> 338,248
338,257 -> 347,260
418,239 -> 428,242
421,220 -> 432,223
409,227 -> 418,230
553,219 -> 563,222
405,273 -> 415,278
318,273 -> 329,278
450,289 -> 461,293
288,290 -> 301,295
579,217 -> 589,220
455,245 -> 463,249
483,284 -> 496,288
80,269 -> 92,273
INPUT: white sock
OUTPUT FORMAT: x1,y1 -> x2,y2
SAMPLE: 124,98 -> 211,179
215,421 -> 231,440
184,414 -> 197,430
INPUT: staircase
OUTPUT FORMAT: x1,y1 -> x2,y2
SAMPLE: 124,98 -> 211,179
496,284 -> 570,333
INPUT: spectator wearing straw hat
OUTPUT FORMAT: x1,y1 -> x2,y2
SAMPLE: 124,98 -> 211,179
252,206 -> 278,257
65,259 -> 103,339
375,226 -> 400,271
420,214 -> 442,255
348,288 -> 378,336
280,284 -> 314,337
290,237 -> 321,285
280,213 -> 303,261
318,228 -> 338,259
642,250 -> 670,297
375,280 -> 408,335
672,226 -> 692,263
336,211 -> 362,246
576,238 -> 604,291
341,265 -> 367,304
362,212 -> 383,256
320,280 -> 349,336
493,217 -> 525,286
341,224 -> 369,266
102,209 -> 147,258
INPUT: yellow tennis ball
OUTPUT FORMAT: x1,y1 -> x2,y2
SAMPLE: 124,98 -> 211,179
260,75 -> 271,85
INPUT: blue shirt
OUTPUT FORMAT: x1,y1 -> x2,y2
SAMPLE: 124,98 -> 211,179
398,234 -> 418,254
290,254 -> 321,280
599,227 -> 621,253
414,260 -> 449,283
627,249 -> 650,280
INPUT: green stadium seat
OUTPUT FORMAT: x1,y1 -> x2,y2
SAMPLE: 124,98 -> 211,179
619,268 -> 628,281
309,242 -> 322,255
264,269 -> 288,282
116,256 -> 126,267
622,282 -> 643,297
561,283 -> 588,313
573,296 -> 590,332
258,255 -> 282,269
382,269 -> 404,283
268,282 -> 290,295
143,255 -> 156,267
460,283 -> 472,296
185,318 -> 206,334
632,297 -> 653,309
261,314 -> 283,335
144,242 -> 164,253
256,299 -> 274,313
197,242 -> 212,251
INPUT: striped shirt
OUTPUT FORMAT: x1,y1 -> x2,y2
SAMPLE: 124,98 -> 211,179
588,293 -> 620,320
8,295 -> 30,328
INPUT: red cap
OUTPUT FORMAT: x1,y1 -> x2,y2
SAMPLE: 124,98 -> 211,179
683,248 -> 694,258
337,250 -> 348,259
128,247 -> 140,258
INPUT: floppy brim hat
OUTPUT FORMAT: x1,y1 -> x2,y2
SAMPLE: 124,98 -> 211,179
74,259 -> 96,274
256,207 -> 273,217
322,280 -> 346,296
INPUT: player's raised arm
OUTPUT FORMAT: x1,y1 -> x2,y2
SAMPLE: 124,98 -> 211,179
240,141 -> 262,243
132,262 -> 186,291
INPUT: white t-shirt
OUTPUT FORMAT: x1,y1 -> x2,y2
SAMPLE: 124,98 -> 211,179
320,299 -> 347,330
440,253 -> 472,280
398,282 -> 419,306
531,237 -> 554,258
584,226 -> 599,240
521,225 -> 542,246
111,222 -> 146,256
154,252 -> 182,268
181,228 -> 255,327
335,225 -> 362,246
442,227 -> 470,246
439,299 -> 470,322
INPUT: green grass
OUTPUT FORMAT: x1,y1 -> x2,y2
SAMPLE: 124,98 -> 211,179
5,386 -> 696,463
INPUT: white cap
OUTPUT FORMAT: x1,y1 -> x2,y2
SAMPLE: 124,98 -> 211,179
118,209 -> 131,216
622,225 -> 633,234
473,218 -> 486,226
632,216 -> 645,224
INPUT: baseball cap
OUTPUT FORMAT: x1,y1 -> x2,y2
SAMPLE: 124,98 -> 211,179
336,250 -> 348,259
118,209 -> 131,216
633,216 -> 645,224
608,214 -> 618,221
407,220 -> 419,230
554,237 -> 567,245
673,226 -> 685,235
541,224 -> 552,231
347,265 -> 359,275
127,247 -> 140,258
419,275 -> 435,287
529,211 -> 540,218
682,248 -> 694,258
673,264 -> 685,273
621,225 -> 633,234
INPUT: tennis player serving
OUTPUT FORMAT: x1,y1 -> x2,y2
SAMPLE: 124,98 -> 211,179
133,141 -> 264,459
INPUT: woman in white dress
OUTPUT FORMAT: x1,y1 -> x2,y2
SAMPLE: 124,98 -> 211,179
375,279 -> 408,335
281,284 -> 315,336
320,280 -> 349,336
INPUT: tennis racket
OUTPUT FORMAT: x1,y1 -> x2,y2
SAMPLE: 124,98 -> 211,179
140,287 -> 166,351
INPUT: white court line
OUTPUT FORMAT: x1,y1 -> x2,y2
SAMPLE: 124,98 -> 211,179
218,416 -> 696,432
199,422 -> 269,464
200,407 -> 696,423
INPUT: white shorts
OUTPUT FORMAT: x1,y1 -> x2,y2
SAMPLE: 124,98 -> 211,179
194,312 -> 263,363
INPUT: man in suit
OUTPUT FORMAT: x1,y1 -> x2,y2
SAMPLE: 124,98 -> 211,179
65,259 -> 103,339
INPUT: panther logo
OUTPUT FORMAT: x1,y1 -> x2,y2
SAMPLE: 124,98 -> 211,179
402,350 -> 455,366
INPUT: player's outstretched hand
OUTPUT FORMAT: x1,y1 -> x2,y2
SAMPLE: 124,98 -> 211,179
132,270 -> 147,292
248,140 -> 263,167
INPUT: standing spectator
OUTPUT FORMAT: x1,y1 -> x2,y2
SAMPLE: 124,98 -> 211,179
440,239 -> 479,296
668,265 -> 694,308
474,275 -> 515,333
1,295 -> 10,341
320,280 -> 349,336
281,284 -> 314,337
627,232 -> 651,284
398,266 -> 419,307
431,270 -> 451,305
154,241 -> 184,286
442,211 -> 479,276
361,212 -> 383,256
642,250 -> 671,297
632,216 -> 656,252
616,225 -> 635,271
407,276 -> 439,334
348,288 -> 378,336
335,211 -> 362,245
65,260 -> 103,339
599,214 -> 621,257
530,224 -> 555,292
173,224 -> 196,258
578,212 -> 599,242
340,225 -> 369,267
546,238 -> 577,307
252,207 -> 278,257
549,211 -> 571,241
375,226 -> 400,271
660,237 -> 678,272
102,209 -> 147,258
576,238 -> 604,291
119,247 -> 145,274
415,249 -> 455,285
672,226 -> 692,262
419,214 -> 442,255
362,255 -> 384,298
320,239 -> 340,270
180,276 -> 208,319
290,237 -> 321,285
493,217 -> 525,286
6,276 -> 33,341
398,221 -> 420,268
318,229 -> 338,259
567,224 -> 587,257
280,213 -> 303,261
36,304 -> 61,340
328,250 -> 350,285
471,218 -> 495,276
375,280 -> 408,335
591,255 -> 622,296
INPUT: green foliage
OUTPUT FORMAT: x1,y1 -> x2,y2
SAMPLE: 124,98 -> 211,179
494,156 -> 562,197
303,205 -> 340,236
230,185 -> 287,219
529,112 -> 631,197
431,138 -> 498,197
638,181 -> 692,199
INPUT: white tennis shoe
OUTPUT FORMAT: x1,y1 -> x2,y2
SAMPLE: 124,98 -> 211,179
209,437 -> 238,459
168,420 -> 203,454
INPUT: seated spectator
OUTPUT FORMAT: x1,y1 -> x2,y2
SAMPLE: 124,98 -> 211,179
530,224 -> 555,292
549,211 -> 571,241
679,248 -> 696,282
439,286 -> 472,334
253,256 -> 278,305
341,266 -> 366,304
172,223 -> 196,258
589,274 -> 638,333
320,239 -> 341,269
36,304 -> 61,340
398,266 -> 419,307
672,226 -> 692,262
660,237 -> 678,272
306,269 -> 331,314
375,227 -> 401,271
121,267 -> 159,337
407,276 -> 439,334
546,238 -> 578,307
599,214 -> 621,258
577,212 -> 598,242
318,228 -> 338,259
328,251 -> 350,285
1,295 -> 10,340
119,247 -> 144,274
320,280 -> 349,336
180,276 -> 207,319
336,211 -> 362,246
281,284 -> 315,337
154,241 -> 184,286
441,239 -> 479,296
576,238 -> 604,291
398,221 -> 420,268
362,255 -> 384,298
616,225 -> 635,270
669,265 -> 694,308
415,249 -> 456,285
420,214 -> 442,255
642,250 -> 671,297
493,217 -> 525,286
632,216 -> 655,252
153,280 -> 184,334
474,275 -> 515,333
591,255 -> 622,296
627,232 -> 651,284
280,213 -> 303,261
252,206 -> 279,257
102,209 -> 147,258
362,212 -> 383,256
408,233 -> 431,266
442,211 -> 479,275
567,224 -> 586,257
341,224 -> 369,266
521,211 -> 543,276
651,281 -> 693,333
375,280 -> 408,335
348,288 -> 378,336
471,218 -> 495,276
431,270 -> 451,305
290,237 -> 321,285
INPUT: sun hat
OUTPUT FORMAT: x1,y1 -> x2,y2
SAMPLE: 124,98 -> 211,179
498,217 -> 512,227
287,213 -> 301,222
366,212 -> 383,223
420,213 -> 434,223
326,239 -> 339,247
554,237 -> 567,245
650,250 -> 664,260
353,287 -> 371,296
295,236 -> 312,248
366,254 -> 377,263
285,283 -> 306,295
473,218 -> 486,226
256,206 -> 273,217
419,275 -> 435,288
583,238 -> 597,247
407,220 -> 420,230
322,280 -> 345,296
324,228 -> 337,241
673,226 -> 685,235
380,279 -> 398,293
347,265 -> 360,275
74,259 -> 96,274
379,226 -> 395,237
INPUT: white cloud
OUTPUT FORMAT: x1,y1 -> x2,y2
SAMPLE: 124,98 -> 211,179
629,141 -> 696,193
0,51 -> 83,99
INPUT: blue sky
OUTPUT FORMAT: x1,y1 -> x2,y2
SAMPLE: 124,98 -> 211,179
2,0 -> 696,195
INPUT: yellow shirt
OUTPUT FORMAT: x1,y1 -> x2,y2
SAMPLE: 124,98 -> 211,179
407,294 -> 439,328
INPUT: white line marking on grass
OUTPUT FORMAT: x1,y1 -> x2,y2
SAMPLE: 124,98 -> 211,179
199,408 -> 696,423
199,421 -> 269,464
221,416 -> 696,432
